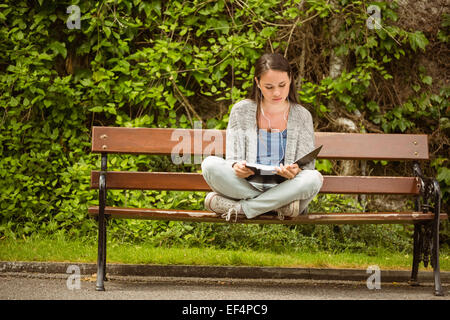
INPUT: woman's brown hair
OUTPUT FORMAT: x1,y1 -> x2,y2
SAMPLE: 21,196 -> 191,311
249,53 -> 299,127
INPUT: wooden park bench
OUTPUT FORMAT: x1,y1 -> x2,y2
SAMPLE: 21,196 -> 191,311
88,126 -> 448,295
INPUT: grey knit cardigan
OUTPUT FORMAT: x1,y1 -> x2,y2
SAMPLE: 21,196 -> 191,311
225,99 -> 316,170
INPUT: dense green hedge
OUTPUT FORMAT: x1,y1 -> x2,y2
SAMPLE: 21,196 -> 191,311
0,0 -> 448,253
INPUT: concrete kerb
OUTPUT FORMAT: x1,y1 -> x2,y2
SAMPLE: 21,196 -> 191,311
1,261 -> 449,283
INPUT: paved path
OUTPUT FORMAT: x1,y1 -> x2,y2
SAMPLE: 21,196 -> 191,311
1,272 -> 449,300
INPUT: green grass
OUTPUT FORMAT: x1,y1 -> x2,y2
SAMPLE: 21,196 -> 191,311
0,236 -> 448,271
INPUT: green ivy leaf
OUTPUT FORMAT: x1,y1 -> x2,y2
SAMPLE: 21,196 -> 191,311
421,76 -> 432,85
408,31 -> 429,52
49,41 -> 67,58
437,167 -> 450,185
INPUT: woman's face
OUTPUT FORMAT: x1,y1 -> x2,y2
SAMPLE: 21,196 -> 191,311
256,69 -> 291,105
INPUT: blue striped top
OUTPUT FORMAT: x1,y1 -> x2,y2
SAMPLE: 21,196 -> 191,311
257,128 -> 287,166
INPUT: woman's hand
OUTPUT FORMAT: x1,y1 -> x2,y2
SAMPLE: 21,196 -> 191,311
276,163 -> 301,179
233,160 -> 255,179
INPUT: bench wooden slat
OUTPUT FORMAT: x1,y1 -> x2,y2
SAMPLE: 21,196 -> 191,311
88,206 -> 447,225
315,132 -> 428,160
91,127 -> 429,160
90,171 -> 420,195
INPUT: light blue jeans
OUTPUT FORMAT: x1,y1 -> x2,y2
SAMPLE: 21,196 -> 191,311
201,156 -> 323,219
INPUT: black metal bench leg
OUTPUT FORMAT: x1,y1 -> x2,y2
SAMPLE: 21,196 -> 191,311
432,219 -> 443,296
103,215 -> 107,282
96,208 -> 106,291
431,180 -> 443,296
96,154 -> 107,291
410,223 -> 421,286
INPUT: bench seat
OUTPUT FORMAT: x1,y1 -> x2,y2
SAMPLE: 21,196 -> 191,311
88,206 -> 447,225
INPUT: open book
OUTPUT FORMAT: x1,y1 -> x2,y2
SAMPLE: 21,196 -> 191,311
244,145 -> 323,184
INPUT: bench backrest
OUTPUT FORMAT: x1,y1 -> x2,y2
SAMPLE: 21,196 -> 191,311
91,127 -> 428,160
91,127 -> 427,195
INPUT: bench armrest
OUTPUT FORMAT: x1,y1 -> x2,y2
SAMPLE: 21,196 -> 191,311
413,161 -> 442,215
